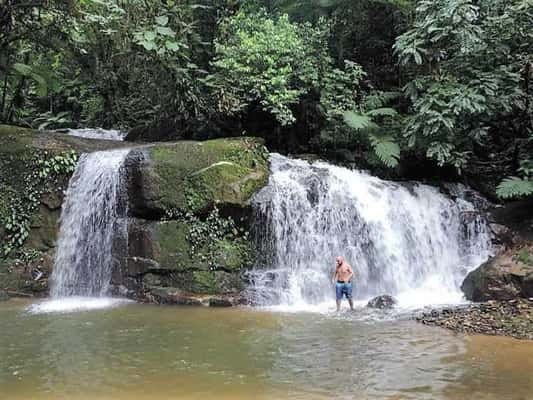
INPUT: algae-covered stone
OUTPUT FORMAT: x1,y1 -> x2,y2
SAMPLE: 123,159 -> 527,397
126,220 -> 252,296
128,220 -> 196,272
211,238 -> 252,271
130,137 -> 269,216
461,244 -> 533,301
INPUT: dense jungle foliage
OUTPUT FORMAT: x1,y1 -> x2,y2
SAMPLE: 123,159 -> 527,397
1,0 -> 532,198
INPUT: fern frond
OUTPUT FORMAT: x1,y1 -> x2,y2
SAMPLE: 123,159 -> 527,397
369,134 -> 400,168
343,111 -> 372,130
496,177 -> 533,199
365,107 -> 398,118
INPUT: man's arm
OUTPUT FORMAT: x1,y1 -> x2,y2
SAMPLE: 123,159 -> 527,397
332,267 -> 338,283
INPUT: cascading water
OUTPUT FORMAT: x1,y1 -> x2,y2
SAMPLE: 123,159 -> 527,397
249,154 -> 493,309
49,149 -> 130,299
66,128 -> 127,141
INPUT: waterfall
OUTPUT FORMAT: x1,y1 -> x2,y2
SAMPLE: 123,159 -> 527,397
50,149 -> 130,298
249,154 -> 493,309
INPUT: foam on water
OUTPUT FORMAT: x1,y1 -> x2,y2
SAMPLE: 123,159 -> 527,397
249,154 -> 493,311
27,297 -> 132,314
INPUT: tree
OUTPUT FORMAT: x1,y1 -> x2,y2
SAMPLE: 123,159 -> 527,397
210,10 -> 332,126
0,0 -> 73,124
395,0 -> 532,193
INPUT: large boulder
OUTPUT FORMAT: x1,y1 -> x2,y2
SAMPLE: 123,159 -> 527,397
118,137 -> 269,302
461,244 -> 533,301
127,137 -> 269,217
123,219 -> 252,296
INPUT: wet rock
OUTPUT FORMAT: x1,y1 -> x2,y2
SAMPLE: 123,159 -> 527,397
489,223 -> 518,249
208,297 -> 233,307
367,295 -> 397,309
461,243 -> 533,301
489,198 -> 533,241
0,289 -> 9,301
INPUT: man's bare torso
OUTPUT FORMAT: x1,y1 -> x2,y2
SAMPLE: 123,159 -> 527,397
336,262 -> 353,283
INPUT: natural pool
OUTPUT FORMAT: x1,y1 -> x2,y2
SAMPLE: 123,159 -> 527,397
1,299 -> 533,400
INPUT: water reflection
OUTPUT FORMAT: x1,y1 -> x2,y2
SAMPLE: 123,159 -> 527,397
267,314 -> 467,399
1,301 -> 532,400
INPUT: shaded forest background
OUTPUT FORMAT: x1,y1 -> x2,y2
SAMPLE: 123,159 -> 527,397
1,0 -> 532,198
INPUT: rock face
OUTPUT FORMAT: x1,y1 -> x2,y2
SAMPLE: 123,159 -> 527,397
461,244 -> 533,301
367,295 -> 397,309
120,138 -> 269,304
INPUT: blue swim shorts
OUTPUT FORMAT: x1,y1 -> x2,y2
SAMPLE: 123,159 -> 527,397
336,281 -> 352,300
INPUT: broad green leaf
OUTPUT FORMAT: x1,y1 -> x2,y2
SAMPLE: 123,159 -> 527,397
155,15 -> 169,26
156,26 -> 175,36
366,107 -> 398,117
165,41 -> 179,51
12,63 -> 33,76
144,31 -> 156,41
140,40 -> 156,51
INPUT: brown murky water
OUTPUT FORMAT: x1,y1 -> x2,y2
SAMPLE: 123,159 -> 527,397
1,299 -> 533,400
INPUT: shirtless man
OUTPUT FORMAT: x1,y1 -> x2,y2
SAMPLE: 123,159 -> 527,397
333,256 -> 354,311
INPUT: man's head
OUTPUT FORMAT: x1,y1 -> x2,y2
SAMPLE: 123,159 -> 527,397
335,256 -> 343,266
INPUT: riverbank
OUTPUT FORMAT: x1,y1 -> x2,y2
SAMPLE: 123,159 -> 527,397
417,298 -> 533,340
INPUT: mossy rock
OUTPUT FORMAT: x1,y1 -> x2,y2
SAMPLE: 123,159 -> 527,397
126,219 -> 252,295
131,137 -> 269,216
462,243 -> 533,301
210,238 -> 253,272
153,221 -> 198,271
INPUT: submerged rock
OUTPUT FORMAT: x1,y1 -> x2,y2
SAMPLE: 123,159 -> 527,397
145,286 -> 243,307
461,244 -> 533,301
0,289 -> 9,301
367,295 -> 397,309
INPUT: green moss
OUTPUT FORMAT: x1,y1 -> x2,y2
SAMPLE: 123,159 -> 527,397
0,126 -> 79,257
0,125 -> 34,154
515,248 -> 533,266
211,238 -> 253,271
192,271 -> 220,293
153,221 -> 196,270
147,137 -> 269,213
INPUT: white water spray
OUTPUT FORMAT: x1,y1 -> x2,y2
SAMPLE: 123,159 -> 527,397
249,154 -> 493,310
49,149 -> 130,299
